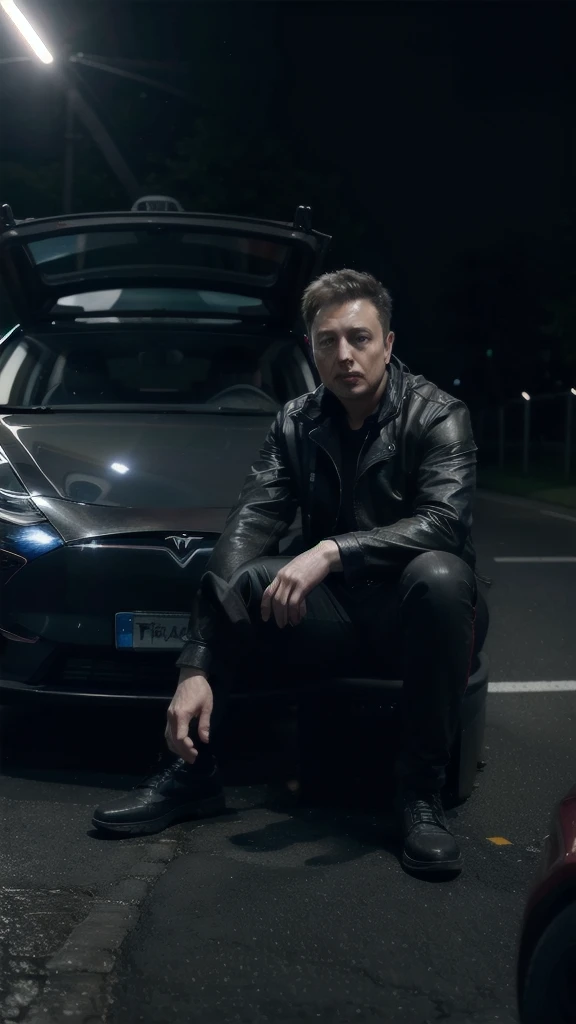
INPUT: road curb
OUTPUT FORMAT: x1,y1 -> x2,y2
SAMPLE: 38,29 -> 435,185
3,839 -> 178,1024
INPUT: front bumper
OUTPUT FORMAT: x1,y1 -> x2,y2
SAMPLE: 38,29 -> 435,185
0,677 -> 171,707
0,650 -> 489,708
0,518 -> 306,698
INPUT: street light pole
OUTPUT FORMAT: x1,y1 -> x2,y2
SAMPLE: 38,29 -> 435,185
521,393 -> 531,475
498,405 -> 505,469
63,85 -> 75,213
67,83 -> 140,205
565,390 -> 576,481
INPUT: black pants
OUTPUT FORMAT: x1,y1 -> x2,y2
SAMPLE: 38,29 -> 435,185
199,551 -> 488,794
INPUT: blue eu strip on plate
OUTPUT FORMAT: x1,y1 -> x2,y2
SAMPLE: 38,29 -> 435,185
115,613 -> 134,649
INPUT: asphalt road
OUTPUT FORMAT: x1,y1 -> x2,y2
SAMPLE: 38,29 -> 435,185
1,490 -> 575,1024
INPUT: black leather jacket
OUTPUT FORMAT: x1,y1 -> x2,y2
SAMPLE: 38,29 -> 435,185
177,356 -> 477,672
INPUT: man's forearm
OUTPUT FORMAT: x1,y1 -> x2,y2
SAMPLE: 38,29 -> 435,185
317,539 -> 343,572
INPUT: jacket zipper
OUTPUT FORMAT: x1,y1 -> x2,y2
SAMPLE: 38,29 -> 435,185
351,430 -> 370,530
308,437 -> 342,533
352,434 -> 396,529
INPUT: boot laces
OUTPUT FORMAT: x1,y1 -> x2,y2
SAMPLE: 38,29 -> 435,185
409,795 -> 446,830
136,761 -> 183,790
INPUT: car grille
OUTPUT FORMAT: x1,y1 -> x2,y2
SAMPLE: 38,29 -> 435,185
60,653 -> 178,690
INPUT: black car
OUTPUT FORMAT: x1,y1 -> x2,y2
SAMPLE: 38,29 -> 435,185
0,202 -> 330,703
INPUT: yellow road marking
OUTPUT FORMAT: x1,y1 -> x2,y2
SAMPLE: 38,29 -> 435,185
487,836 -> 512,846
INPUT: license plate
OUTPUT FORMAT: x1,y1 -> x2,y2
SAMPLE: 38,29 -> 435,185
115,612 -> 189,650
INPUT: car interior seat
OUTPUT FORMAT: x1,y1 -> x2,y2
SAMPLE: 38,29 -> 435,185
205,347 -> 262,397
42,350 -> 129,404
258,341 -> 317,404
136,348 -> 211,401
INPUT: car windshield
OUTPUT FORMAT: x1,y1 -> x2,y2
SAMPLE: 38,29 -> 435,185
0,330 -> 313,412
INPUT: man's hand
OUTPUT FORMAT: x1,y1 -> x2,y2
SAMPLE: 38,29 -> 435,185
261,540 -> 342,629
165,670 -> 214,764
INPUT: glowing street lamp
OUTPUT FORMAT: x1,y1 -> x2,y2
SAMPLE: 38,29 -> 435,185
521,391 -> 531,401
0,1 -> 53,64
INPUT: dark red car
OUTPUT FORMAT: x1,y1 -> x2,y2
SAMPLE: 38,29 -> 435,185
518,784 -> 576,1023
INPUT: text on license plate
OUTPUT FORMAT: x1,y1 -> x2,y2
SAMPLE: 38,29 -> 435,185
115,612 -> 189,650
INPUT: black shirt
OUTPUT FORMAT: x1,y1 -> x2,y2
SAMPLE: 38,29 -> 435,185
334,418 -> 372,535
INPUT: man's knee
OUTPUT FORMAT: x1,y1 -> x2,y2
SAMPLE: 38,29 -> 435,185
399,551 -> 476,604
228,557 -> 287,614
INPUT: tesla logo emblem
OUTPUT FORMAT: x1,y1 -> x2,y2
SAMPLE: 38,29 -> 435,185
166,535 -> 197,553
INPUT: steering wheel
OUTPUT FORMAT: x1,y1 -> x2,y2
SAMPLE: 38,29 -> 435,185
207,385 -> 279,408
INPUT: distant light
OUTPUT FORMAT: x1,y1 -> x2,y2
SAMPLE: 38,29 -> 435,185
453,379 -> 461,387
0,0 -> 54,64
111,462 -> 129,474
571,388 -> 576,397
521,392 -> 531,401
486,349 -> 493,358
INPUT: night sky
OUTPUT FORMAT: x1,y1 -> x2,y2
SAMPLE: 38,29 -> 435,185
1,1 -> 575,406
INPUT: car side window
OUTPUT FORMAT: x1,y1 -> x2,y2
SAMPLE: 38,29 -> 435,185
0,336 -> 31,404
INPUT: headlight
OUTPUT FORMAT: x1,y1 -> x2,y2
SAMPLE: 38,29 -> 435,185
0,448 -> 47,526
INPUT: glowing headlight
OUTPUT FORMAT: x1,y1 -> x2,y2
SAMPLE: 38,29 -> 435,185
0,448 -> 47,526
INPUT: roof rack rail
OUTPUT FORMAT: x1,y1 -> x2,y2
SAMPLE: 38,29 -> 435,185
131,195 -> 184,212
1,204 -> 16,231
293,205 -> 312,232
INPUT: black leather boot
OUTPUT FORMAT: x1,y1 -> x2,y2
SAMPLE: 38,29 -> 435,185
399,791 -> 462,875
92,754 -> 225,837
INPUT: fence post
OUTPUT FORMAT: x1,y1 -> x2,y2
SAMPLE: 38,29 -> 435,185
498,406 -> 505,469
523,398 -> 531,474
565,391 -> 574,481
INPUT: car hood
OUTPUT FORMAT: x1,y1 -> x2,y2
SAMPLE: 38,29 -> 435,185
0,412 -> 272,509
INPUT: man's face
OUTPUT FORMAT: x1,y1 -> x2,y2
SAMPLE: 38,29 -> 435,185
311,299 -> 394,403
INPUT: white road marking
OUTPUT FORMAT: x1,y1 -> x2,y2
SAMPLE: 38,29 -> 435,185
489,681 -> 576,693
541,509 -> 576,524
493,556 -> 576,563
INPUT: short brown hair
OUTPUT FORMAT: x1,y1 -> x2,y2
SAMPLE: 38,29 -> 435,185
301,269 -> 393,336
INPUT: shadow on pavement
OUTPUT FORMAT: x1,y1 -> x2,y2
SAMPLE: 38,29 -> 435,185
1,698 -> 467,883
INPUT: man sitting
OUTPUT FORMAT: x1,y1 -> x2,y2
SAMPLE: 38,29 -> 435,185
93,269 -> 488,876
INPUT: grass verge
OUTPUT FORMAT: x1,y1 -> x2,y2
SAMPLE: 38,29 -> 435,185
478,465 -> 576,509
